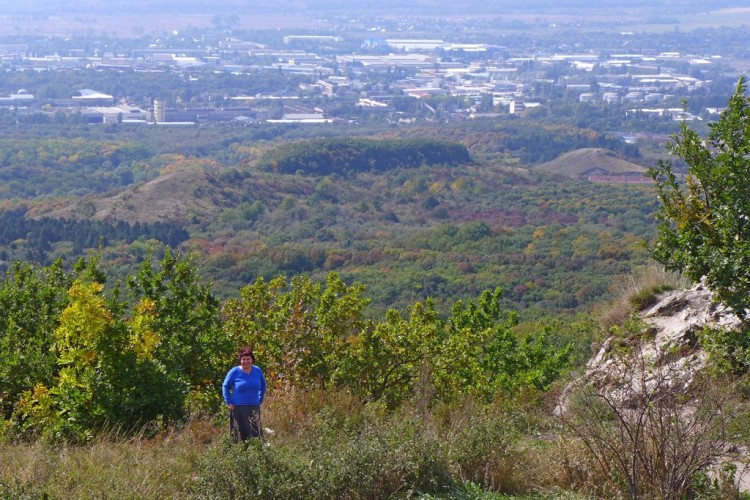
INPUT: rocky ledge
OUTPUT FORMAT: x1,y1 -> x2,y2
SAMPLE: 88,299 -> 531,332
587,280 -> 742,408
556,280 -> 749,492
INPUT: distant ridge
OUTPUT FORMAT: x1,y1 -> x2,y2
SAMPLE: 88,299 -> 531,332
536,148 -> 648,180
38,167 -> 226,224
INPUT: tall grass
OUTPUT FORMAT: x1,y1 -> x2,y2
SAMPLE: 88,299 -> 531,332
0,420 -> 219,498
190,389 -> 532,499
0,388 -> 582,499
599,264 -> 691,329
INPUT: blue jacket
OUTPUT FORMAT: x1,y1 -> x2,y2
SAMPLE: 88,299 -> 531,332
222,365 -> 266,406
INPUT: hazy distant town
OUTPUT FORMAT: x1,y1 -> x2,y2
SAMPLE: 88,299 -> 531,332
1,5 -> 749,134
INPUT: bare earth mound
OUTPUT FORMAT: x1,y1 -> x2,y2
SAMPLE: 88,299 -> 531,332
39,167 -> 226,224
537,148 -> 649,180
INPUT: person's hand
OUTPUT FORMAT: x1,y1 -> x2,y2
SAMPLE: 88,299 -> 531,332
228,404 -> 236,411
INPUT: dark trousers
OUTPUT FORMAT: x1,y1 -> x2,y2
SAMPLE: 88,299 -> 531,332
230,405 -> 261,442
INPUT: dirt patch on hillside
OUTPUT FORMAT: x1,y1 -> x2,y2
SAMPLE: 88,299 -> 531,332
40,167 -> 227,224
537,148 -> 648,180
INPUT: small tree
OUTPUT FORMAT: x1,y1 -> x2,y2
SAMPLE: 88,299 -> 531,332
648,77 -> 750,318
0,260 -> 73,420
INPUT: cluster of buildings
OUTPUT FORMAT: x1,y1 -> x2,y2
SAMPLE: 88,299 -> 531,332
0,34 -> 730,125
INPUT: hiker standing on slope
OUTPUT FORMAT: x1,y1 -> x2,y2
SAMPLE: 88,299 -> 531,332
222,346 -> 266,441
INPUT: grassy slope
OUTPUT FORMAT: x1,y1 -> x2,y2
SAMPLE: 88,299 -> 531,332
39,163 -> 228,224
0,389 -> 584,499
535,148 -> 649,179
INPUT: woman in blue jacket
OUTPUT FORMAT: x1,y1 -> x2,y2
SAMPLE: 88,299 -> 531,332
222,346 -> 267,441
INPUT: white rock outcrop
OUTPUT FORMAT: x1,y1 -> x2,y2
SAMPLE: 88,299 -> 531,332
556,280 -> 749,492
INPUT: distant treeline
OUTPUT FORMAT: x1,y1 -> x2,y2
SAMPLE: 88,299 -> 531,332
258,138 -> 472,175
0,208 -> 189,254
401,120 -> 642,165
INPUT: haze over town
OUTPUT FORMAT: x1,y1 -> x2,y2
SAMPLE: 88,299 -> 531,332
1,0 -> 749,129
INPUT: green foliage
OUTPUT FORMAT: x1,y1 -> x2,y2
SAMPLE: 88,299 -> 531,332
15,280 -> 114,441
420,481 -> 510,499
192,440 -> 316,499
340,301 -> 442,407
0,478 -> 42,499
700,327 -> 750,375
0,260 -> 73,419
125,249 -> 229,390
648,77 -> 750,318
0,120 -> 661,317
436,290 -> 570,402
258,137 -> 472,175
203,162 -> 657,316
690,464 -> 750,500
2,255 -> 569,441
222,272 -> 372,390
191,405 -> 523,499
224,279 -> 571,407
0,208 -> 189,262
627,284 -> 675,311
2,251 -> 231,442
0,138 -> 153,198
450,416 -> 518,489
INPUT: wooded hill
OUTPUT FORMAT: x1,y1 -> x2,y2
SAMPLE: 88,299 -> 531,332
0,121 -> 659,319
257,138 -> 472,175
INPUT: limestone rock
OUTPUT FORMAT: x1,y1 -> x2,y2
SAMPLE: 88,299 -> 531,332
557,280 -> 743,414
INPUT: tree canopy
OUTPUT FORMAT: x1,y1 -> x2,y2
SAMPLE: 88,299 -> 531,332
648,77 -> 750,318
0,254 -> 570,442
258,137 -> 472,175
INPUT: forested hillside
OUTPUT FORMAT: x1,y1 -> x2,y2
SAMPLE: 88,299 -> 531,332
0,208 -> 188,259
257,137 -> 472,174
0,119 -> 659,318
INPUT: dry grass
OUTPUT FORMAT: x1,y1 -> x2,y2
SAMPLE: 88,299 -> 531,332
0,420 -> 222,498
0,390 -> 594,498
599,264 -> 691,329
550,435 -> 623,499
42,164 -> 226,224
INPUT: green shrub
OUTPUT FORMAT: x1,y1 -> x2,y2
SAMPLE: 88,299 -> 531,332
191,402 -> 532,499
419,481 -> 509,499
191,427 -> 455,499
190,440 -> 315,499
0,479 -> 43,500
627,284 -> 675,311
451,416 -> 518,491
700,327 -> 750,375
648,77 -> 750,319
689,465 -> 749,500
301,410 -> 456,498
